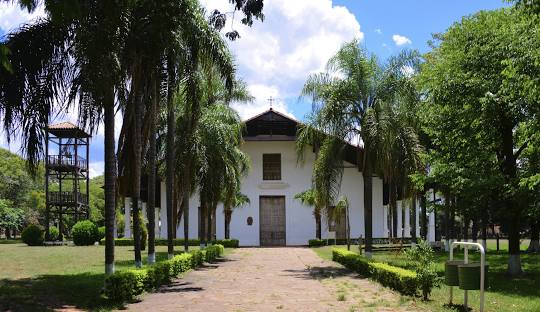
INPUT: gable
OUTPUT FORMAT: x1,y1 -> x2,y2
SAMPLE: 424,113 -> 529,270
242,109 -> 363,168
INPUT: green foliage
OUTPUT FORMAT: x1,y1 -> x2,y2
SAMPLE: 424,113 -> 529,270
369,262 -> 418,296
332,249 -> 418,296
104,247 -> 224,302
211,239 -> 239,248
49,226 -> 59,241
404,240 -> 442,300
104,269 -> 148,302
71,220 -> 98,246
97,226 -> 105,241
204,244 -> 225,263
21,224 -> 44,246
309,239 -> 326,247
0,199 -> 24,232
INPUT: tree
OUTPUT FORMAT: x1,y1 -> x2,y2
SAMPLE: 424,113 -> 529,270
295,189 -> 323,239
419,7 -> 540,275
0,199 -> 24,238
223,191 -> 250,239
298,40 -> 422,257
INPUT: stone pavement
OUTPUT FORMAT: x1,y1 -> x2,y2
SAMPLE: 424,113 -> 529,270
125,248 -> 422,312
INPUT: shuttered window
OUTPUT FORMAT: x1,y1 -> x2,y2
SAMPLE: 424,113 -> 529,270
263,154 -> 281,180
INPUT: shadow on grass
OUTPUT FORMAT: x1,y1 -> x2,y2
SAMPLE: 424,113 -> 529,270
0,273 -> 123,312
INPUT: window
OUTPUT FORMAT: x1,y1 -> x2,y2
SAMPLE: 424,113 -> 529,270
263,153 -> 281,180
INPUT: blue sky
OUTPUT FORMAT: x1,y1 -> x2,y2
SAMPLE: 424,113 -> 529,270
0,0 -> 510,175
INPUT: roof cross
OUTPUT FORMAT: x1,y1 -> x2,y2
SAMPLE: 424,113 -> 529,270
267,96 -> 275,109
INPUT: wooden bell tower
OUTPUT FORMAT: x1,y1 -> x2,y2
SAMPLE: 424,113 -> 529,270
45,122 -> 91,241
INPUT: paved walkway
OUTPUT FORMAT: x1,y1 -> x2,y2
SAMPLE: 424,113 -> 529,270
125,248 -> 421,312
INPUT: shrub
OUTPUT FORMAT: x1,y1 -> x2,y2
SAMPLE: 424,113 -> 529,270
21,224 -> 44,246
332,249 -> 371,276
189,249 -> 205,267
211,239 -> 239,248
49,226 -> 60,241
72,220 -> 99,246
308,239 -> 326,247
404,239 -> 442,300
203,244 -> 224,263
104,269 -> 148,301
369,262 -> 417,296
332,248 -> 418,296
97,226 -> 106,241
104,253 -> 199,301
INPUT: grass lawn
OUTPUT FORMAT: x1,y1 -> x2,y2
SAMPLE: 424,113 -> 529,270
313,239 -> 540,312
0,242 -> 207,311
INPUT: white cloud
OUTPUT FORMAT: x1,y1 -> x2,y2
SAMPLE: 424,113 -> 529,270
206,0 -> 363,119
392,34 -> 412,46
89,161 -> 104,178
231,84 -> 294,120
375,28 -> 382,34
0,2 -> 45,34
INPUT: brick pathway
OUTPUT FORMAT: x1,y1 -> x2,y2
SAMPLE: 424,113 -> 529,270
124,248 -> 421,312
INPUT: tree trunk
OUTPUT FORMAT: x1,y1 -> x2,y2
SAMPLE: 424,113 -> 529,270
182,164 -> 191,252
166,59 -> 175,259
472,218 -> 478,243
206,205 -> 213,245
315,209 -> 322,239
362,161 -> 373,257
146,80 -> 158,264
444,191 -> 451,250
200,196 -> 206,246
132,72 -> 143,268
501,118 -> 522,275
527,222 -> 540,253
462,217 -> 469,242
104,88 -> 116,275
224,208 -> 231,239
389,181 -> 397,238
420,193 -> 427,240
411,193 -> 417,244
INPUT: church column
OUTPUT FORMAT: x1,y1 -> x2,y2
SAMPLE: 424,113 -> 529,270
428,211 -> 436,242
396,201 -> 403,238
124,197 -> 131,238
159,182 -> 167,238
154,208 -> 160,239
404,204 -> 411,238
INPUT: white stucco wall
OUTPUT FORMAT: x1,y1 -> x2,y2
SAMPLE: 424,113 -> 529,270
158,140 -> 387,246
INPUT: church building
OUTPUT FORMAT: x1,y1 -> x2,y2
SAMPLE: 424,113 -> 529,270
123,109 -> 437,246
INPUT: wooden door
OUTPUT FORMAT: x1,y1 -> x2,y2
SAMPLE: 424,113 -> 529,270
259,196 -> 286,246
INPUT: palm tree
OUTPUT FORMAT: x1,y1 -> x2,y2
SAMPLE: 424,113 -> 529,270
0,0 -> 131,274
223,191 -> 250,239
294,189 -> 323,239
299,40 -> 421,257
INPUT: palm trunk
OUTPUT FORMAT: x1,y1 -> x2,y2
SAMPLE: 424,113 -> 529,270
200,195 -> 206,246
182,164 -> 191,252
362,160 -> 373,257
132,72 -> 143,268
146,79 -> 158,264
206,205 -> 213,245
104,87 -> 116,275
166,59 -> 175,259
420,192 -> 427,240
224,208 -> 231,239
389,180 -> 397,238
315,211 -> 322,240
411,193 -> 417,244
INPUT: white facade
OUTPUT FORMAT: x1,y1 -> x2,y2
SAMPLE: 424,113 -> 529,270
123,110 -> 438,246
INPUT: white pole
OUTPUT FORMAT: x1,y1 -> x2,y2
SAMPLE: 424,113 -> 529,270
449,241 -> 486,312
464,247 -> 468,309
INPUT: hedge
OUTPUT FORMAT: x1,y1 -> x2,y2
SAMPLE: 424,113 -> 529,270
332,249 -> 418,296
104,244 -> 225,301
309,237 -> 413,246
100,238 -> 239,248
